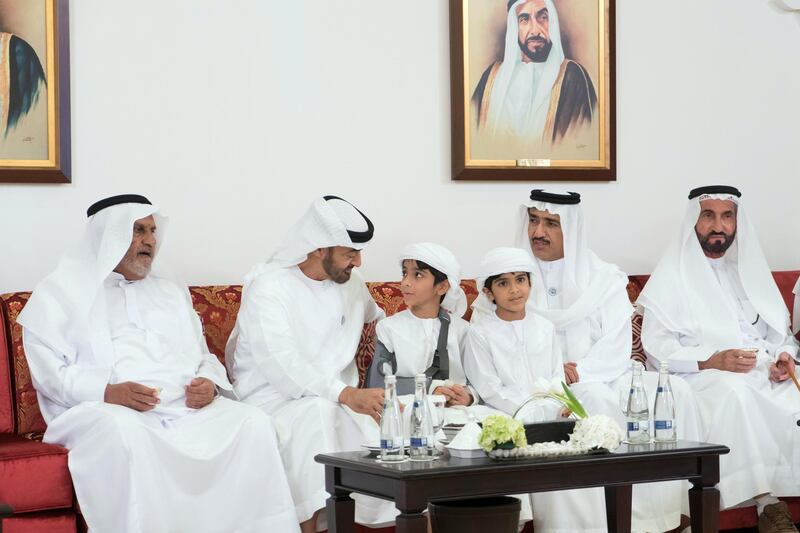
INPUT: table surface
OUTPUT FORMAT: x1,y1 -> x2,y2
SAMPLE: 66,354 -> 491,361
316,440 -> 729,479
318,440 -> 729,533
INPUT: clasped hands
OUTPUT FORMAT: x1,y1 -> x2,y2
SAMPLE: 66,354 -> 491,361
432,384 -> 473,406
699,348 -> 796,383
769,352 -> 796,383
104,377 -> 216,411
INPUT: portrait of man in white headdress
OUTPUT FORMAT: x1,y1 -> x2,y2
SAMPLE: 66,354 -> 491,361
467,0 -> 601,161
0,0 -> 49,160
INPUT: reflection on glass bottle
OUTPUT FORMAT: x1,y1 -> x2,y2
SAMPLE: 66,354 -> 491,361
653,361 -> 677,443
380,374 -> 406,462
409,374 -> 434,462
625,362 -> 650,444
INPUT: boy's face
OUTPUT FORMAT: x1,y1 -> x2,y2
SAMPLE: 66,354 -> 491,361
400,259 -> 449,309
483,271 -> 530,316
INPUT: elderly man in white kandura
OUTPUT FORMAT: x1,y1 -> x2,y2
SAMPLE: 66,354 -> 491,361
18,194 -> 299,533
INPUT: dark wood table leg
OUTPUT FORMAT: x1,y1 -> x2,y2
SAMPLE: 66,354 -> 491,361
689,483 -> 720,533
689,455 -> 721,533
325,465 -> 355,533
604,484 -> 632,533
395,480 -> 428,533
326,491 -> 355,533
395,510 -> 428,533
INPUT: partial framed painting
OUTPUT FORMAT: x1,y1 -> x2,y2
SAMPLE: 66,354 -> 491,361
450,0 -> 615,181
0,0 -> 70,183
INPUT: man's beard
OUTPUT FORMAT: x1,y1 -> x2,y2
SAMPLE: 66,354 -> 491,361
322,252 -> 353,284
696,229 -> 736,255
518,36 -> 552,63
116,250 -> 152,278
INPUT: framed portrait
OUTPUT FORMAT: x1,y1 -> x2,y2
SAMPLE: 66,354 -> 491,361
450,0 -> 615,181
0,0 -> 70,183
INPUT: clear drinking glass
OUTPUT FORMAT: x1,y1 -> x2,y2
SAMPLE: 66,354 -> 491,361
431,395 -> 446,434
430,395 -> 447,456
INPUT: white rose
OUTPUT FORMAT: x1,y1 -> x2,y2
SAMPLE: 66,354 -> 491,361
569,415 -> 624,450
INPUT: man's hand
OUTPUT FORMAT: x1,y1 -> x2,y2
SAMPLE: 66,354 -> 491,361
104,382 -> 160,411
563,362 -> 580,384
698,349 -> 757,373
185,378 -> 216,409
339,386 -> 384,423
769,352 -> 796,383
433,384 -> 473,406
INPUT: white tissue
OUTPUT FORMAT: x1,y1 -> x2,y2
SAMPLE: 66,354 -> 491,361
448,421 -> 483,450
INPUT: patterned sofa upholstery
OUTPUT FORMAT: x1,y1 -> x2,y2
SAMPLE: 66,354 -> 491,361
0,294 -> 75,533
1,272 -> 799,531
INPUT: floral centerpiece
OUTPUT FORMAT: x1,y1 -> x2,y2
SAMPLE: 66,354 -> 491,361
478,415 -> 528,452
481,380 -> 625,460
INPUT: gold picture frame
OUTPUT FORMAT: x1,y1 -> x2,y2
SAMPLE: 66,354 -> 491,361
0,0 -> 70,183
450,0 -> 615,181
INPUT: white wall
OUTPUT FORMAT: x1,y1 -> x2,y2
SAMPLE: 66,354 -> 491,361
1,0 -> 799,293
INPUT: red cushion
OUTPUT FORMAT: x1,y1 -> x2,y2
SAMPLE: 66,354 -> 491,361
0,434 -> 72,513
0,299 -> 15,433
719,497 -> 800,529
2,510 -> 76,533
772,271 -> 800,320
189,285 -> 243,364
0,292 -> 46,437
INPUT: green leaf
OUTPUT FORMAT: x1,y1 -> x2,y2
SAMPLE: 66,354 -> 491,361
561,382 -> 589,419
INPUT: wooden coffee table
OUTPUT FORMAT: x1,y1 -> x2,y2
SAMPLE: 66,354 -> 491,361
316,440 -> 729,533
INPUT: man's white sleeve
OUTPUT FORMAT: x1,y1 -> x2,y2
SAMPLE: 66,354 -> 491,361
185,299 -> 233,391
22,329 -> 110,408
770,325 -> 799,361
641,309 -> 709,373
175,287 -> 233,391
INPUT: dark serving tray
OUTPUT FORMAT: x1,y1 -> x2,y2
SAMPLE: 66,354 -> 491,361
524,419 -> 576,444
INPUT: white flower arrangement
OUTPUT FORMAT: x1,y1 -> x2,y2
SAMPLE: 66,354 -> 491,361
487,415 -> 625,460
568,414 -> 625,451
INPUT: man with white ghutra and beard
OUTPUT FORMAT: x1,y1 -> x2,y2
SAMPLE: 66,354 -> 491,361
640,186 -> 800,533
227,195 -> 397,533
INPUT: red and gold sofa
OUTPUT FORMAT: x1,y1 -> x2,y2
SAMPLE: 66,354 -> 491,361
1,273 -> 799,532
